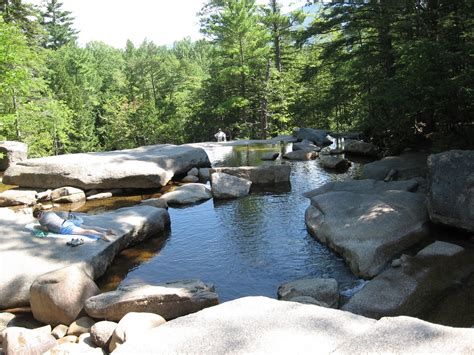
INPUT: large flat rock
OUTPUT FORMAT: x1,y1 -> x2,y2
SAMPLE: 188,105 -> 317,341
114,296 -> 474,354
2,144 -> 210,189
305,190 -> 429,278
428,150 -> 474,232
85,280 -> 218,321
362,152 -> 429,180
342,241 -> 474,319
303,178 -> 419,199
210,165 -> 291,186
0,206 -> 170,309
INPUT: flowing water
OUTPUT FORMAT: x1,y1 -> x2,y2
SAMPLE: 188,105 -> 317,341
97,142 -> 366,302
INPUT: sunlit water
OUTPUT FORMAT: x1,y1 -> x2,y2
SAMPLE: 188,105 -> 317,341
99,142 -> 365,302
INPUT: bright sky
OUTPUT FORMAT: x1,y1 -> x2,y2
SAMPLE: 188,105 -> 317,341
27,0 -> 307,48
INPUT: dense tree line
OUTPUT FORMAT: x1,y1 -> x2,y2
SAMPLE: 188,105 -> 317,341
0,0 -> 472,157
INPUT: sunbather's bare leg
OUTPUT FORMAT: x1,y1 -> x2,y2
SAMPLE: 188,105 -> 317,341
81,225 -> 117,236
70,226 -> 111,242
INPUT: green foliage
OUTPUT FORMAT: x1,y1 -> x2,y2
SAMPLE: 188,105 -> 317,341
40,0 -> 78,49
1,0 -> 472,157
299,0 -> 474,153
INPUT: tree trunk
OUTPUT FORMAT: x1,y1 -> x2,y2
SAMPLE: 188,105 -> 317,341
271,0 -> 282,72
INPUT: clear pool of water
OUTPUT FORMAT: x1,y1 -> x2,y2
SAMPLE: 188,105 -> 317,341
100,143 -> 364,302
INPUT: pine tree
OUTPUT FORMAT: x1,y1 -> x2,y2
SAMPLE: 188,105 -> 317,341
0,0 -> 42,43
200,0 -> 271,138
40,0 -> 78,49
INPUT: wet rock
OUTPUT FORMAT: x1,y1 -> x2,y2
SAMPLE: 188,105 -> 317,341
51,324 -> 68,339
181,175 -> 199,183
427,150 -> 474,232
0,141 -> 27,171
0,188 -> 38,207
283,150 -> 317,161
294,127 -> 332,147
293,140 -> 321,152
342,241 -> 474,319
329,132 -> 362,140
198,168 -> 211,182
272,135 -> 298,143
85,280 -> 218,322
286,296 -> 330,307
210,165 -> 291,186
303,179 -> 420,199
343,139 -> 378,157
161,183 -> 212,205
305,190 -> 429,278
67,317 -> 96,336
261,152 -> 279,161
278,278 -> 339,308
362,152 -> 429,181
2,325 -> 55,355
86,192 -> 113,201
139,197 -> 168,209
3,144 -> 211,189
329,148 -> 344,155
90,321 -> 117,348
51,187 -> 86,203
30,266 -> 100,326
319,155 -> 351,170
211,173 -> 251,199
187,168 -> 199,176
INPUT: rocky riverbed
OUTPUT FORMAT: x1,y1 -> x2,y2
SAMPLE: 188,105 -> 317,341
0,135 -> 473,353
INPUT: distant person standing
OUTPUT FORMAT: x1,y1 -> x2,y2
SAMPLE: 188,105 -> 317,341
214,128 -> 227,142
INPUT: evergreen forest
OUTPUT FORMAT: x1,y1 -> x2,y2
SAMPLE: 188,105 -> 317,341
0,0 -> 472,158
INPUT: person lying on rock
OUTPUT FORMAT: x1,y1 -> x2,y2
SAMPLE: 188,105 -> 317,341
32,205 -> 115,242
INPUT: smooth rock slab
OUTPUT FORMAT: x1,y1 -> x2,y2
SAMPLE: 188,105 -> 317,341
114,296 -> 474,354
303,178 -> 420,199
0,205 -> 170,309
293,140 -> 321,152
305,190 -> 429,278
294,127 -> 332,146
211,173 -> 252,199
343,139 -> 378,157
319,155 -> 350,170
283,150 -> 317,161
0,141 -> 27,171
161,183 -> 212,205
342,241 -> 474,319
51,186 -> 86,203
139,197 -> 168,209
3,144 -> 210,189
427,150 -> 474,232
260,152 -> 279,161
85,280 -> 219,321
210,165 -> 291,186
0,188 -> 37,207
362,152 -> 429,181
277,278 -> 339,308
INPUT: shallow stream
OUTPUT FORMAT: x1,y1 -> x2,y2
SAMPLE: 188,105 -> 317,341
95,142 -> 365,302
